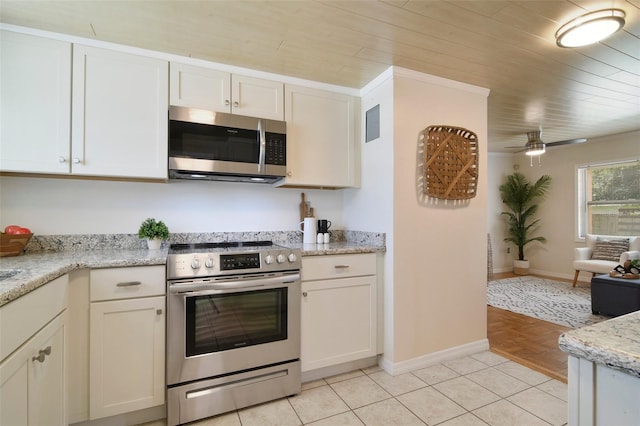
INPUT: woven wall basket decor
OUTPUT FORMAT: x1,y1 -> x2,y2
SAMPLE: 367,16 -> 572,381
423,125 -> 479,200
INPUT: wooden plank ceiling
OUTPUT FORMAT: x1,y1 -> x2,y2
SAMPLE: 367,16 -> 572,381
1,0 -> 638,152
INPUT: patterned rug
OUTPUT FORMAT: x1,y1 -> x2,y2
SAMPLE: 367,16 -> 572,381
487,276 -> 609,328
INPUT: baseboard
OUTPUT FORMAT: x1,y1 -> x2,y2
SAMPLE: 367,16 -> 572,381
378,339 -> 490,376
301,356 -> 379,382
529,269 -> 590,284
492,268 -> 592,284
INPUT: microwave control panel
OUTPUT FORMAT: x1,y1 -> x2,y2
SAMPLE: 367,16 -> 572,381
266,134 -> 286,165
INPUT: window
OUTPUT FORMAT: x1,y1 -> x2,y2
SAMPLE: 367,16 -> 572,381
577,159 -> 640,238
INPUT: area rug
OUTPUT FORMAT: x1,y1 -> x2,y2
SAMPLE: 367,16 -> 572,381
487,276 -> 609,328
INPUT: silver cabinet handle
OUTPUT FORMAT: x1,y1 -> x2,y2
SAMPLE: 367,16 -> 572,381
58,157 -> 66,163
116,281 -> 142,287
233,101 -> 239,108
302,292 -> 308,297
334,265 -> 350,269
225,99 -> 230,106
32,346 -> 51,363
72,157 -> 81,164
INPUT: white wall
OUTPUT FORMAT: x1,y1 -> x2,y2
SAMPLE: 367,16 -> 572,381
487,153 -> 518,272
344,70 -> 395,360
391,69 -> 489,363
488,131 -> 640,281
0,176 -> 344,234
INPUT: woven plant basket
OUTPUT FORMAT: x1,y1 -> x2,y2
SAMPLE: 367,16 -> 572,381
423,125 -> 478,200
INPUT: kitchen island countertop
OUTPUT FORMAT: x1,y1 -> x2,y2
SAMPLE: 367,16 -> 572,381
559,310 -> 640,378
0,241 -> 385,307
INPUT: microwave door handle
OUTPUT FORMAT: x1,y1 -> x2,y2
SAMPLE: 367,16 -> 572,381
258,119 -> 266,173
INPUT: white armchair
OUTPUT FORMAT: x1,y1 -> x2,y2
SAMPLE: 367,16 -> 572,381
573,234 -> 640,287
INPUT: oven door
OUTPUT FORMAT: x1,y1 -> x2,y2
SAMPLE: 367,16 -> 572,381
167,273 -> 301,386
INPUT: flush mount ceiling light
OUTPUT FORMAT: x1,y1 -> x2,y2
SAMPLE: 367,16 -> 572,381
556,9 -> 626,48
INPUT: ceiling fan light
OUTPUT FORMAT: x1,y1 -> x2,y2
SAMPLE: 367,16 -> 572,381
525,142 -> 546,156
556,9 -> 625,48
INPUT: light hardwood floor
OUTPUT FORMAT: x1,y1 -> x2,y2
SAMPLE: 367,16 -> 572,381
487,273 -> 582,383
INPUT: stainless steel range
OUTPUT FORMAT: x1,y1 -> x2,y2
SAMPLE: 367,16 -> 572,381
166,241 -> 301,425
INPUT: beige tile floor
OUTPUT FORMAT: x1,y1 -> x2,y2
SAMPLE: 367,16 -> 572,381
147,351 -> 567,426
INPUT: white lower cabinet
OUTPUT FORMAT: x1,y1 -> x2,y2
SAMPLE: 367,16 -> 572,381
88,266 -> 166,420
0,311 -> 67,426
301,254 -> 376,372
568,355 -> 640,425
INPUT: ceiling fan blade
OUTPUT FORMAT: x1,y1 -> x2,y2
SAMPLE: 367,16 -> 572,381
547,138 -> 587,147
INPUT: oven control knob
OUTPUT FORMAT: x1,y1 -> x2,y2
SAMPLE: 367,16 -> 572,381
205,257 -> 214,268
265,255 -> 275,265
276,254 -> 286,264
288,253 -> 298,263
191,258 -> 200,269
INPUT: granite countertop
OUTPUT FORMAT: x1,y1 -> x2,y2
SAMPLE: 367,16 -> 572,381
559,311 -> 640,378
0,248 -> 168,307
0,233 -> 385,308
295,241 -> 385,256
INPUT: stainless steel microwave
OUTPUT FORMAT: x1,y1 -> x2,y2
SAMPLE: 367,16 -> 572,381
168,106 -> 287,183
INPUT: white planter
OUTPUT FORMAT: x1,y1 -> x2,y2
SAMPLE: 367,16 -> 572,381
146,239 -> 162,250
513,259 -> 530,275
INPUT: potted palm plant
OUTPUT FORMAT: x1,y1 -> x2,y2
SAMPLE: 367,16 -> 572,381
499,172 -> 552,275
138,218 -> 170,250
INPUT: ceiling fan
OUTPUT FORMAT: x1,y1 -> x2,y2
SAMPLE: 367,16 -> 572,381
507,130 -> 587,156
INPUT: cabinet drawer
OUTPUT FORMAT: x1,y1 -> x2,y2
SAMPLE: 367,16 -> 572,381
0,274 -> 68,362
302,253 -> 375,281
90,266 -> 165,301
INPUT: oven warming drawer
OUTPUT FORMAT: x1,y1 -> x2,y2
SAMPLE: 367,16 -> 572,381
167,360 -> 301,426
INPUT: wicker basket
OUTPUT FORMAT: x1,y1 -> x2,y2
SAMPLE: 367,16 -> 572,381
423,125 -> 479,200
0,233 -> 33,257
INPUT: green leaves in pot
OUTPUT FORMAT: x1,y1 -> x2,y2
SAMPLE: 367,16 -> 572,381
138,218 -> 170,240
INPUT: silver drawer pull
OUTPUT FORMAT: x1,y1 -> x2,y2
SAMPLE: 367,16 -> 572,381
334,265 -> 350,269
116,281 -> 142,287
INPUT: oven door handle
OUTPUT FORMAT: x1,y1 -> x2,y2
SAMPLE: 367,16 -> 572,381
169,273 -> 300,295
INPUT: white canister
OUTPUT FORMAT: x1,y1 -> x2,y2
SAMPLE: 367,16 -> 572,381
299,217 -> 317,244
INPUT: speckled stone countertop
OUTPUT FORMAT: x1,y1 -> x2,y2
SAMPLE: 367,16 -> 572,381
0,249 -> 168,307
0,230 -> 385,308
559,311 -> 640,378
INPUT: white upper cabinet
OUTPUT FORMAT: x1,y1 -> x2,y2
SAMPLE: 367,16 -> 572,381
279,85 -> 359,188
0,31 -> 71,174
170,62 -> 284,120
72,45 -> 168,179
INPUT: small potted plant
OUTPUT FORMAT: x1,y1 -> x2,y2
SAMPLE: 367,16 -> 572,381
138,218 -> 169,250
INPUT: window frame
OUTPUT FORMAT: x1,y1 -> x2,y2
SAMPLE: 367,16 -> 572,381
575,157 -> 640,240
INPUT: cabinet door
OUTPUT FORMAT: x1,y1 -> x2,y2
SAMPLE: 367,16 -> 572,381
72,45 -> 168,179
0,312 -> 66,426
282,85 -> 357,188
232,75 -> 283,120
89,296 -> 165,419
301,275 -> 376,371
170,62 -> 230,112
0,31 -> 71,174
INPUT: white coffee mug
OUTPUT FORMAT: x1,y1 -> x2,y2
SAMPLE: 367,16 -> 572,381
299,217 -> 317,244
